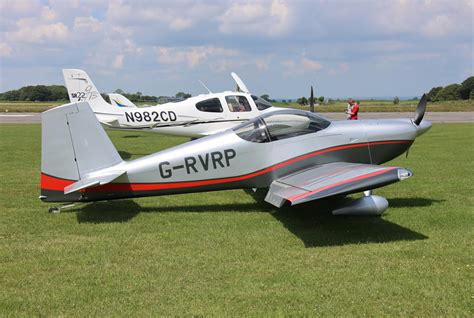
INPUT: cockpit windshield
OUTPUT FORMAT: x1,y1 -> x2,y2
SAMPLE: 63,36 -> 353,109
251,95 -> 272,110
234,110 -> 330,143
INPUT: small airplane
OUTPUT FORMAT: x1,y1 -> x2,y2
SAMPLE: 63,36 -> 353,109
40,95 -> 431,215
63,69 -> 280,137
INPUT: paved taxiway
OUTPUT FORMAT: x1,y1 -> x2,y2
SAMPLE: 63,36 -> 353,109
0,112 -> 473,124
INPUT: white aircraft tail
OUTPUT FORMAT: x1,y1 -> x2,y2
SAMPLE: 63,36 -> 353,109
108,93 -> 137,108
40,102 -> 124,201
62,69 -> 113,113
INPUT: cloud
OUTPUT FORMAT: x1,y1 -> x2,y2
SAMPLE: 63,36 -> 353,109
284,57 -> 323,75
7,20 -> 69,44
0,42 -> 13,57
112,54 -> 124,69
218,0 -> 291,37
169,18 -> 193,31
421,15 -> 454,37
154,46 -> 240,68
328,63 -> 350,76
0,1 -> 42,17
73,16 -> 102,33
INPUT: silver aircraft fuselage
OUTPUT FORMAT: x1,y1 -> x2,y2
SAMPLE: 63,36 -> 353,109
40,106 -> 431,203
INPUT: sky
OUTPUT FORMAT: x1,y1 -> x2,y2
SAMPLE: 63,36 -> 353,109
0,0 -> 472,99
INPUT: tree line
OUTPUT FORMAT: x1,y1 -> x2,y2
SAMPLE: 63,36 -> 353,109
426,76 -> 474,102
2,78 -> 473,103
0,85 -> 68,101
0,85 -> 193,103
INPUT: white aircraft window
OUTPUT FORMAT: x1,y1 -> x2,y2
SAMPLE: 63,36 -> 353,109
263,112 -> 330,141
251,95 -> 272,110
234,118 -> 270,143
196,98 -> 223,113
226,95 -> 252,112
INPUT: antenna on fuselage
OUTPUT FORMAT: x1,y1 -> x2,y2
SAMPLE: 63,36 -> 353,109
198,80 -> 212,94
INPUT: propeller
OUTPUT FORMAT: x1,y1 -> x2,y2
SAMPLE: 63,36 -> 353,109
413,94 -> 427,125
310,86 -> 315,113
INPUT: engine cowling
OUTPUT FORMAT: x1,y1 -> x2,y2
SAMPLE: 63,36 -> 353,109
332,195 -> 388,216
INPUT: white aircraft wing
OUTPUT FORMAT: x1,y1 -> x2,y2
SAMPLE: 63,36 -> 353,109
264,162 -> 412,207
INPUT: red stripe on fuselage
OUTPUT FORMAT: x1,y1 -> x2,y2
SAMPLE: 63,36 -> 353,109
41,140 -> 412,193
41,173 -> 75,190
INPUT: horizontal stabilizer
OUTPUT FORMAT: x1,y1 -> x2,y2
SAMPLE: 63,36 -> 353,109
64,170 -> 125,194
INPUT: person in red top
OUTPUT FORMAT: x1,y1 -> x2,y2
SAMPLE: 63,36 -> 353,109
346,99 -> 359,120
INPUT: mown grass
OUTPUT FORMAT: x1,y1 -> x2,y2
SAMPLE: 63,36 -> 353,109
1,99 -> 473,113
0,124 -> 472,316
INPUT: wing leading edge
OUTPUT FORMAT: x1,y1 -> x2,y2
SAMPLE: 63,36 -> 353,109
265,162 -> 412,207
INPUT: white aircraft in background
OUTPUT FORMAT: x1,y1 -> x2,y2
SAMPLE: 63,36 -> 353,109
63,69 -> 281,137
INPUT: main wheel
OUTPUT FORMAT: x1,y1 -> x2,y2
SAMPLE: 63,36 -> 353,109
49,207 -> 61,214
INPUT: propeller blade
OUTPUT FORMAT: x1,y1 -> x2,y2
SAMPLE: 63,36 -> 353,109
413,94 -> 427,125
310,86 -> 315,113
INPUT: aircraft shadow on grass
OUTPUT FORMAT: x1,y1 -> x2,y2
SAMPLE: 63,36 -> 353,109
122,135 -> 143,138
118,151 -> 154,160
73,194 -> 440,248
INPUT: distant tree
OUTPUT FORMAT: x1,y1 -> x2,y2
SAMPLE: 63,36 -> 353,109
260,94 -> 271,102
136,91 -> 142,96
318,96 -> 324,103
434,84 -> 462,101
297,97 -> 308,105
459,76 -> 474,100
393,96 -> 400,105
102,93 -> 110,103
114,89 -> 125,94
49,85 -> 68,100
175,92 -> 192,99
426,86 -> 442,102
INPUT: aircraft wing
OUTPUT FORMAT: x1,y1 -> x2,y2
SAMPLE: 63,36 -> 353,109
264,162 -> 412,207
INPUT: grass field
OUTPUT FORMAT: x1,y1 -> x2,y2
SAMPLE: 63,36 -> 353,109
0,123 -> 473,316
1,99 -> 474,113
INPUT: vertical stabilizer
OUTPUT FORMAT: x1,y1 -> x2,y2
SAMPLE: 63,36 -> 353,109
62,69 -> 112,113
41,102 -> 123,201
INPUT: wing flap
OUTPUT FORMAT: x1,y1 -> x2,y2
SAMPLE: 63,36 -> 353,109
265,162 -> 412,207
